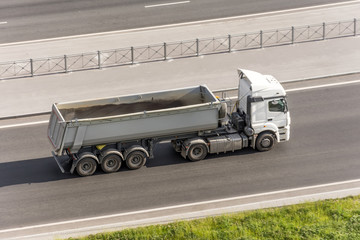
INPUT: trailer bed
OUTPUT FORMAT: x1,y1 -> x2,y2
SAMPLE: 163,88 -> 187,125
60,99 -> 202,121
48,85 -> 221,155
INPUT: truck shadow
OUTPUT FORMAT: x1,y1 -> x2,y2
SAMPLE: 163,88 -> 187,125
0,157 -> 75,187
0,142 -> 257,188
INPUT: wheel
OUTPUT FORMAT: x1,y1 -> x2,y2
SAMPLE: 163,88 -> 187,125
126,151 -> 146,170
76,157 -> 97,177
188,144 -> 208,161
101,154 -> 122,173
256,132 -> 276,151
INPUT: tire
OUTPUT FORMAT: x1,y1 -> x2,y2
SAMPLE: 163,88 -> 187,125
256,132 -> 276,152
188,144 -> 208,161
76,157 -> 97,177
126,151 -> 146,170
101,154 -> 122,173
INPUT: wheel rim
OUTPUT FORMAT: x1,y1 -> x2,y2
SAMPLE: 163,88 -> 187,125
261,138 -> 271,148
81,161 -> 93,173
193,147 -> 203,157
106,159 -> 116,168
131,155 -> 142,165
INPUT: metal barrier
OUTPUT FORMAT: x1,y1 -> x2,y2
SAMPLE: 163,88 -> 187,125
1,18 -> 358,80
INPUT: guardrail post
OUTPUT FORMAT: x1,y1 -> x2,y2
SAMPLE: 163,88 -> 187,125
354,18 -> 357,36
291,26 -> 295,44
228,34 -> 231,52
98,51 -> 101,69
196,38 -> 199,56
64,55 -> 68,73
164,42 -> 167,60
260,31 -> 263,48
30,59 -> 34,77
323,22 -> 326,40
131,47 -> 134,64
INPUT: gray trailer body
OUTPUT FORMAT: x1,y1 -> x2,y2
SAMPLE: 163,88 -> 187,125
48,85 -> 221,156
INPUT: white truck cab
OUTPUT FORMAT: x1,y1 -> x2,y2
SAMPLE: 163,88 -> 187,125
237,69 -> 291,150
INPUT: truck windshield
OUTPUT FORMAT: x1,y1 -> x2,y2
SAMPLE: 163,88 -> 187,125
269,98 -> 287,112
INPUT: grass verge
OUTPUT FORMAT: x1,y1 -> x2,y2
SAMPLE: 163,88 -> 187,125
67,195 -> 360,240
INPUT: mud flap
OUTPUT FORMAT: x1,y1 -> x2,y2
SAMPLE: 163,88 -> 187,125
51,151 -> 72,173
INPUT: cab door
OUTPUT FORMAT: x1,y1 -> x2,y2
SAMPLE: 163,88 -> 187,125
267,98 -> 288,128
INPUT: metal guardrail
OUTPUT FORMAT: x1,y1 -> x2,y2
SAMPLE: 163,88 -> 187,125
1,18 -> 359,80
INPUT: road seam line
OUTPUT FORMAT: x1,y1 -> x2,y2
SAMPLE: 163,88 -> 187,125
286,79 -> 360,92
0,120 -> 48,129
2,178 -> 360,234
145,1 -> 190,8
3,186 -> 360,240
0,0 -> 359,47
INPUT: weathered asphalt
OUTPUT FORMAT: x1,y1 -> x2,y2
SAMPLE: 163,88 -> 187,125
0,0 -> 353,43
1,80 -> 360,237
1,2 -> 360,239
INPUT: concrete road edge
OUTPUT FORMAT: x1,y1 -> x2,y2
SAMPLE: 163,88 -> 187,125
2,179 -> 360,240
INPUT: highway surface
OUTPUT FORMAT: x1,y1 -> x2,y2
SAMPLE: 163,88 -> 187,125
0,0 -> 354,43
1,78 -> 360,233
0,1 -> 359,239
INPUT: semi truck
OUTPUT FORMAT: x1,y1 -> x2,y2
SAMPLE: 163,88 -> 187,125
48,69 -> 290,177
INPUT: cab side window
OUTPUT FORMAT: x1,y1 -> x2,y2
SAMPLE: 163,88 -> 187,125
268,99 -> 285,112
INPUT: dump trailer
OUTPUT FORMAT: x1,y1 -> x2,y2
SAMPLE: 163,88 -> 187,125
48,69 -> 290,176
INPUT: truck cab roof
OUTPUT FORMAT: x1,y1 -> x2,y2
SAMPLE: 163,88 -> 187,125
238,69 -> 286,98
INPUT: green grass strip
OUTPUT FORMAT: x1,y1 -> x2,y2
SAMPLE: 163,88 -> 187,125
67,195 -> 360,240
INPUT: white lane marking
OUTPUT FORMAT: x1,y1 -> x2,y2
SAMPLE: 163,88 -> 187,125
0,120 -> 48,129
287,79 -> 360,92
0,21 -> 7,25
0,0 -> 359,47
145,1 -> 190,8
1,177 -> 360,234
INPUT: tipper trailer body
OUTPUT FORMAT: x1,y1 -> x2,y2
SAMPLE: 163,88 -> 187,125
48,69 -> 290,176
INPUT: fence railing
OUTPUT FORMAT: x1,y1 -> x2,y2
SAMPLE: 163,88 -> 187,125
1,18 -> 359,80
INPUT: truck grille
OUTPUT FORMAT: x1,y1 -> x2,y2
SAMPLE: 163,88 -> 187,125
278,127 -> 288,141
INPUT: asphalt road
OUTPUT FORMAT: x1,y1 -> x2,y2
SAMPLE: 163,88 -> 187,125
1,80 -> 360,230
0,0 -> 353,43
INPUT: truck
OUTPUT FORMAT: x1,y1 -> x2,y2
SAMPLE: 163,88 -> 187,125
48,69 -> 290,177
